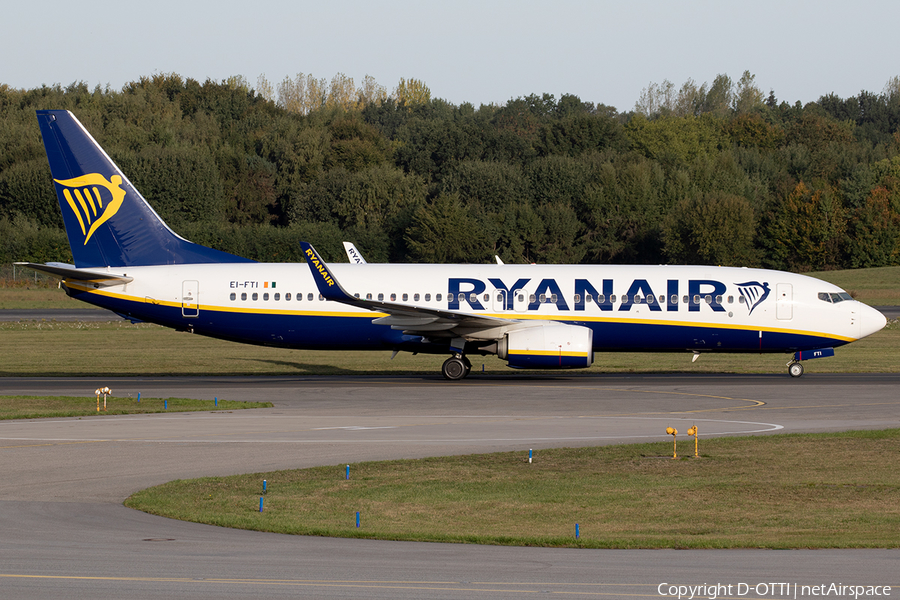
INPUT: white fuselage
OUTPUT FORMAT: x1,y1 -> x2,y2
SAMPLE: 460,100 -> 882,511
63,262 -> 885,355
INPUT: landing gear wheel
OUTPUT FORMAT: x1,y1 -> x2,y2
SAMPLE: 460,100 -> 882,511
442,356 -> 468,380
788,362 -> 804,378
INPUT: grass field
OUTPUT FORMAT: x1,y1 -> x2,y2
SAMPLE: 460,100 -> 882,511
125,429 -> 900,549
1,319 -> 898,376
0,395 -> 271,419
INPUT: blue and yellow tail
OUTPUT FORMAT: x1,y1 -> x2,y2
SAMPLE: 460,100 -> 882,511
36,110 -> 252,268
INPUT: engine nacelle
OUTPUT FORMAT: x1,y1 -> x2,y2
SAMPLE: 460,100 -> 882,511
498,324 -> 594,369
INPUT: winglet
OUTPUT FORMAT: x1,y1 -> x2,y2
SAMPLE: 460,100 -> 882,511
300,242 -> 356,303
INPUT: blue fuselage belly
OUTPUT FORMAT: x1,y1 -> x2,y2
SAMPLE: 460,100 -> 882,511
76,290 -> 845,354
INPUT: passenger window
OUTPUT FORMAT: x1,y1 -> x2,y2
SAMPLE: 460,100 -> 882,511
671,295 -> 678,304
286,293 -> 291,301
551,294 -> 558,303
366,293 -> 372,300
308,293 -> 314,301
585,293 -> 593,302
402,293 -> 408,302
574,294 -> 581,303
483,293 -> 489,302
610,295 -> 617,303
704,295 -> 711,304
275,293 -> 280,301
263,293 -> 269,301
727,295 -> 733,304
425,293 -> 431,302
621,294 -> 629,303
529,294 -> 536,303
230,292 -> 236,301
647,295 -> 655,304
390,293 -> 397,301
659,295 -> 665,304
738,296 -> 745,304
683,295 -> 689,304
252,293 -> 258,301
241,292 -> 247,301
437,294 -> 442,302
378,293 -> 384,301
715,295 -> 722,304
539,294 -> 547,303
319,294 -> 324,301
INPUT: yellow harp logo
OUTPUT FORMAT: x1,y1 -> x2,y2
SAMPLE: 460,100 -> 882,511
54,174 -> 126,245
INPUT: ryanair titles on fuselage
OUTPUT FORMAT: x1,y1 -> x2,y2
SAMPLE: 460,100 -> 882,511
447,277 -> 770,313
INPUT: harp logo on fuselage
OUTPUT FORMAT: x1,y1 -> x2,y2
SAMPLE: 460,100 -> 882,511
54,173 -> 126,245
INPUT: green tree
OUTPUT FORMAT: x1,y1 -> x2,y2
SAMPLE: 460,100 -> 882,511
732,71 -> 765,114
116,145 -> 226,227
440,160 -> 529,213
406,193 -> 490,263
578,153 -> 666,263
765,181 -> 847,271
625,114 -> 727,166
0,158 -> 61,228
846,186 -> 900,267
392,78 -> 431,108
662,191 -> 758,265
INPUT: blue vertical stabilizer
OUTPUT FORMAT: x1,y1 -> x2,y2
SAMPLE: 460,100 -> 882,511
36,110 -> 253,268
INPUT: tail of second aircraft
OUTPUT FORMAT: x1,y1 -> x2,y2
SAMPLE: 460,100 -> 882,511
36,110 -> 252,268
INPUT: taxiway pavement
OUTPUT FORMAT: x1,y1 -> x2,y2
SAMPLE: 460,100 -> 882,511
1,374 -> 898,598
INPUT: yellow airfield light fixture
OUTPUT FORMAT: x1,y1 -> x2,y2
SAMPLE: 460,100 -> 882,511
95,387 -> 111,412
665,427 -> 678,459
687,425 -> 699,458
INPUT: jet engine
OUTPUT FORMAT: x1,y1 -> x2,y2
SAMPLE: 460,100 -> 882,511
497,323 -> 594,369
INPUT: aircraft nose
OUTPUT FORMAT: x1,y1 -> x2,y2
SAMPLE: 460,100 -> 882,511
858,304 -> 887,339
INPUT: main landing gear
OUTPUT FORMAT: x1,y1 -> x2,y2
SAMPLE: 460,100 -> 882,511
442,354 -> 472,380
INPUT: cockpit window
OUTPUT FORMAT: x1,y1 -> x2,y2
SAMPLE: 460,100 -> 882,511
818,292 -> 854,303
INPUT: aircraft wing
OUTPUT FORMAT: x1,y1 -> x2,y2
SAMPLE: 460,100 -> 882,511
14,262 -> 133,287
300,242 -> 516,336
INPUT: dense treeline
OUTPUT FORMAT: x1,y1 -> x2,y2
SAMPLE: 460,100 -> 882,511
1,71 -> 899,271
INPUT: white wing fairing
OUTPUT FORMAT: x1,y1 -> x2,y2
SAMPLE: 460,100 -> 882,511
21,109 -> 888,380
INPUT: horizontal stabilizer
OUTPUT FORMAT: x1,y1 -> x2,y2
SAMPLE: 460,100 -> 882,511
14,262 -> 133,287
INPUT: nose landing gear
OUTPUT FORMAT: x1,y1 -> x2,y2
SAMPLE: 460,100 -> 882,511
787,347 -> 834,378
788,361 -> 804,378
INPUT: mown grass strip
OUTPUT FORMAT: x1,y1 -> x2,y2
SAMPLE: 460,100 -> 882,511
126,429 -> 900,549
1,319 -> 899,376
0,395 -> 271,419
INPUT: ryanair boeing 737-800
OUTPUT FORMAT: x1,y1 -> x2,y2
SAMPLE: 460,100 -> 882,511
17,110 -> 887,379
